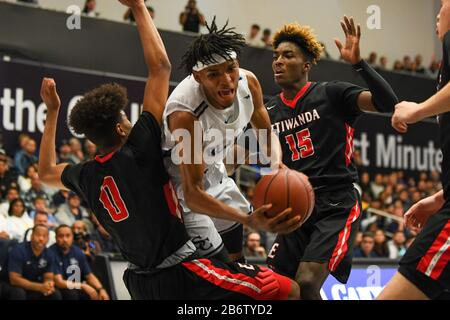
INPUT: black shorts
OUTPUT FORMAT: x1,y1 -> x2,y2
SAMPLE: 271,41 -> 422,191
266,187 -> 361,284
220,223 -> 244,255
123,258 -> 292,300
398,202 -> 450,300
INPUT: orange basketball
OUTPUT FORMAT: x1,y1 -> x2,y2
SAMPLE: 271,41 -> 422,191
253,168 -> 315,225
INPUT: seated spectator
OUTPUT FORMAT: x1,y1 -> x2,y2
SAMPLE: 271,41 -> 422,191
14,138 -> 38,176
50,225 -> 109,300
0,150 -> 18,201
179,0 -> 205,33
52,189 -> 69,208
370,174 -> 384,199
17,163 -> 37,196
379,56 -> 388,69
72,221 -> 101,263
4,225 -> 61,300
69,138 -> 84,164
366,52 -> 377,66
0,186 -> 20,218
23,174 -> 53,209
393,60 -> 404,71
387,231 -> 407,259
24,211 -> 56,247
90,215 -> 120,254
28,196 -> 57,229
5,198 -> 33,242
83,140 -> 97,161
403,55 -> 413,72
319,42 -> 331,59
261,28 -> 272,47
0,212 -> 10,241
55,192 -> 90,227
353,232 -> 378,258
58,140 -> 77,165
373,229 -> 390,258
124,0 -> 154,22
246,24 -> 261,47
414,54 -> 425,74
243,232 -> 267,258
82,0 -> 99,18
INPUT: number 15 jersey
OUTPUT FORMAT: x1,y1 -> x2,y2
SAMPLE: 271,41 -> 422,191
266,81 -> 366,190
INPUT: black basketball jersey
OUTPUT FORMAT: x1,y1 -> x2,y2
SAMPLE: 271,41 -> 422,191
438,32 -> 450,201
267,81 -> 366,190
61,112 -> 189,269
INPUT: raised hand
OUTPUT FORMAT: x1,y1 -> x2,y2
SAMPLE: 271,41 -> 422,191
40,78 -> 61,112
118,0 -> 145,9
335,16 -> 362,65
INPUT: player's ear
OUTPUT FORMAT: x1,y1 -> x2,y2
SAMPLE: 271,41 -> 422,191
116,123 -> 127,138
303,61 -> 312,73
192,71 -> 202,83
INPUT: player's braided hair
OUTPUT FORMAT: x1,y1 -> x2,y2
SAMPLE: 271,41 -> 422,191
273,23 -> 324,64
69,83 -> 128,150
181,17 -> 246,74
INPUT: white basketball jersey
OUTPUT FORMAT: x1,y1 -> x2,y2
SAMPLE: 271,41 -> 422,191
162,69 -> 253,235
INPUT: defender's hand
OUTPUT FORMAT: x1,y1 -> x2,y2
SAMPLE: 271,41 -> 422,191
391,101 -> 421,133
40,78 -> 61,112
335,16 -> 362,65
118,0 -> 145,9
404,195 -> 442,233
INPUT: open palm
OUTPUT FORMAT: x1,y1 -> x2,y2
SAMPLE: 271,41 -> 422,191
335,16 -> 362,65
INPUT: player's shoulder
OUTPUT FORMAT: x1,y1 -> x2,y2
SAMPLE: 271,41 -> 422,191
166,75 -> 204,112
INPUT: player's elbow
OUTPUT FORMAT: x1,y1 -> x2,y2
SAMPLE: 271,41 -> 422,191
152,58 -> 172,75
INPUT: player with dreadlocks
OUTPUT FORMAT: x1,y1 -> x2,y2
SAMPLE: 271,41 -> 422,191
162,18 -> 301,263
265,17 -> 399,300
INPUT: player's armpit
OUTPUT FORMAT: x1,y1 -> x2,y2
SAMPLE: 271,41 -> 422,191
356,91 -> 377,112
39,163 -> 70,191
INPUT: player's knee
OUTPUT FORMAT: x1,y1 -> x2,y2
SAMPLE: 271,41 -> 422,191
296,275 -> 321,300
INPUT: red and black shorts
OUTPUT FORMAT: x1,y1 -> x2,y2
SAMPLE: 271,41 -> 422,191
398,202 -> 450,300
124,258 -> 293,300
266,187 -> 362,284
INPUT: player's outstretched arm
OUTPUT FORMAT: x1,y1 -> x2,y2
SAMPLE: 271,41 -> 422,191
38,78 -> 69,190
335,15 -> 398,113
120,0 -> 171,125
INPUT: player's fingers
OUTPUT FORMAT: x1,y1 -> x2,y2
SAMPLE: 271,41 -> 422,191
344,16 -> 353,35
254,204 -> 273,215
357,24 -> 362,39
340,21 -> 348,36
267,207 -> 293,227
273,215 -> 302,234
349,17 -> 357,35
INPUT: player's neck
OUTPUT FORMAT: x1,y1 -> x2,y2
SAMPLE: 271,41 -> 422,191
282,79 -> 308,100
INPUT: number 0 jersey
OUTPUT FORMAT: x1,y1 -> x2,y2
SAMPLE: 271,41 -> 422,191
267,81 -> 366,190
61,112 -> 194,269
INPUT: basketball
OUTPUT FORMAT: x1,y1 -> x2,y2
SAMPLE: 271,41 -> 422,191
253,168 -> 315,225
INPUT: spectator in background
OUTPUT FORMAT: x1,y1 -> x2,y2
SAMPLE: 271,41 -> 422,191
28,196 -> 57,228
179,0 -> 205,33
23,175 -> 53,210
52,189 -> 69,208
261,28 -> 272,47
0,187 -> 20,218
353,232 -> 378,258
50,225 -> 109,300
246,24 -> 261,47
373,229 -> 390,258
0,212 -> 10,240
124,0 -> 154,22
367,52 -> 377,66
58,140 -> 77,165
387,231 -> 407,259
55,192 -> 90,228
414,54 -> 425,74
370,174 -> 385,199
379,56 -> 388,69
82,0 -> 99,18
243,232 -> 267,258
24,211 -> 56,247
0,150 -> 18,200
403,55 -> 413,72
13,138 -> 38,176
393,60 -> 404,71
69,138 -> 84,164
17,163 -> 37,197
5,225 -> 61,300
72,221 -> 101,263
83,140 -> 97,161
5,198 -> 33,242
319,42 -> 331,59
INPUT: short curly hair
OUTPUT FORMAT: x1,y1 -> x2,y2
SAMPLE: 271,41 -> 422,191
273,23 -> 324,64
69,83 -> 128,149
